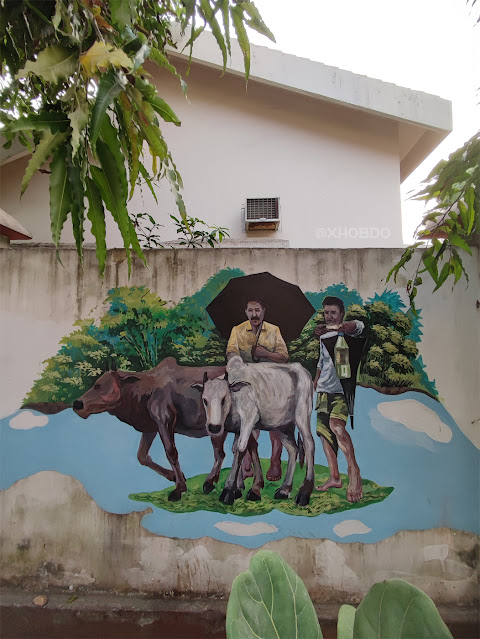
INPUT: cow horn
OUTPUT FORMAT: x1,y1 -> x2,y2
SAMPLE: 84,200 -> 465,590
224,371 -> 228,382
203,371 -> 208,384
111,358 -> 117,372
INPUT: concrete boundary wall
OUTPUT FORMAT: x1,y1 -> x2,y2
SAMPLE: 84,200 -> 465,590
1,246 -> 479,604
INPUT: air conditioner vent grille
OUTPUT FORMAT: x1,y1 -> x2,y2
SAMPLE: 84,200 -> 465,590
246,197 -> 279,220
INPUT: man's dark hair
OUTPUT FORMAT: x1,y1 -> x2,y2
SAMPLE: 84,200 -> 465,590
245,297 -> 266,310
322,296 -> 344,314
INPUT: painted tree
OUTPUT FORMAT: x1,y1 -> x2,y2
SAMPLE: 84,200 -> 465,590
0,0 -> 273,272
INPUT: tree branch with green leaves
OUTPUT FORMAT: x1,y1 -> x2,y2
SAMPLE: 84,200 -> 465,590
387,131 -> 479,313
0,0 -> 274,274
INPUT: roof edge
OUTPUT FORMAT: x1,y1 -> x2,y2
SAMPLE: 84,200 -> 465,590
168,28 -> 452,134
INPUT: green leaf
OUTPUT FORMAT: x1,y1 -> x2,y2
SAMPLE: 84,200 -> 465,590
16,45 -> 77,84
68,160 -> 86,262
449,233 -> 472,255
86,177 -> 106,276
91,140 -> 132,273
433,261 -> 452,292
4,112 -> 70,134
49,145 -> 72,246
240,1 -> 275,42
68,102 -> 89,157
226,550 -> 322,639
337,604 -> 355,639
199,0 -> 227,70
148,48 -> 188,95
21,131 -> 68,194
231,5 -> 250,80
463,185 -> 477,234
100,114 -> 128,201
109,0 -> 139,29
118,93 -> 139,198
138,163 -> 158,203
353,579 -> 453,638
134,77 -> 181,125
135,115 -> 168,160
90,70 -> 126,150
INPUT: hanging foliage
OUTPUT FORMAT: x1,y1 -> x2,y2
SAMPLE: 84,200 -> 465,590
0,0 -> 274,274
387,131 -> 479,312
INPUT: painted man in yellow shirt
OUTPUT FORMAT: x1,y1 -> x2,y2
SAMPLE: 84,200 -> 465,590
226,299 -> 289,364
226,298 -> 288,480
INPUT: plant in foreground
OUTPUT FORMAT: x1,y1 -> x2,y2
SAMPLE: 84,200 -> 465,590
226,550 -> 453,639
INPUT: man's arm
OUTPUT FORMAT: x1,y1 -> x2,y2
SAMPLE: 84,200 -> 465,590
341,320 -> 364,336
252,326 -> 289,363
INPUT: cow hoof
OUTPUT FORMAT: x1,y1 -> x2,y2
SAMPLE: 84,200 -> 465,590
246,489 -> 261,501
168,489 -> 183,502
203,481 -> 215,494
219,488 -> 242,505
295,491 -> 311,507
274,488 -> 289,500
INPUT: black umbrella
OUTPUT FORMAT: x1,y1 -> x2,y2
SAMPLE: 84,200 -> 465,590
206,272 -> 315,343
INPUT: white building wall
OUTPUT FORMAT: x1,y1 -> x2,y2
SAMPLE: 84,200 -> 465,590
1,61 -> 404,249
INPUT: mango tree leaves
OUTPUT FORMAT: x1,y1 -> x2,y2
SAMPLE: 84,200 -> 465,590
68,103 -> 89,157
49,145 -> 72,246
16,45 -> 77,84
353,579 -> 453,639
86,177 -> 107,276
2,0 -> 272,274
387,130 -> 479,312
90,69 -> 127,149
226,550 -> 322,639
21,131 -> 68,194
79,41 -> 133,76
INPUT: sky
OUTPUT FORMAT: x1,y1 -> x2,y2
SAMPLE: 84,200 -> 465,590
248,0 -> 479,243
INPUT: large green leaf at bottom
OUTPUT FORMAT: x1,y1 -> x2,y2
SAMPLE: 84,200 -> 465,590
337,604 -> 355,639
49,145 -> 72,246
226,550 -> 322,639
68,162 -> 85,262
353,579 -> 453,639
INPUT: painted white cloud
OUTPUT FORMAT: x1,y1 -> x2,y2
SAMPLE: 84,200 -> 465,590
377,400 -> 452,443
9,411 -> 49,430
214,521 -> 278,537
333,520 -> 372,538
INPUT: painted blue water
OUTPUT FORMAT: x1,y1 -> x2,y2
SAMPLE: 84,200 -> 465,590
1,388 -> 478,549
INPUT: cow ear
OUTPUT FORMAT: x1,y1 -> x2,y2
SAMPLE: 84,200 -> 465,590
224,371 -> 228,382
203,371 -> 208,384
110,358 -> 117,372
191,383 -> 204,392
229,381 -> 250,392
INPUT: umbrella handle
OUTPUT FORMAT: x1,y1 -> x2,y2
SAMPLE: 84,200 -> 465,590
251,321 -> 263,363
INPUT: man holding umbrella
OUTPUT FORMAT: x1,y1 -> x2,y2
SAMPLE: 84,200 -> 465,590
207,273 -> 315,482
226,297 -> 289,364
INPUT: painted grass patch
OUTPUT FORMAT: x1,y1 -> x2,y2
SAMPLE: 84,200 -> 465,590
129,459 -> 393,517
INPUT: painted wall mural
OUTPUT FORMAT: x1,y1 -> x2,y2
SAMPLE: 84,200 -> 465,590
1,269 -> 478,549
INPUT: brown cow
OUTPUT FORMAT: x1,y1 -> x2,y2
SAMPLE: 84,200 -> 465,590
72,357 -> 264,501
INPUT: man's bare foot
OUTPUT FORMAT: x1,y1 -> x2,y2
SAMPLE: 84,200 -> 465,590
316,478 -> 342,491
266,465 -> 282,482
346,472 -> 363,502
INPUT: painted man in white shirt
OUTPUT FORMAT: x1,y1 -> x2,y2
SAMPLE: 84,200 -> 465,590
313,296 -> 364,503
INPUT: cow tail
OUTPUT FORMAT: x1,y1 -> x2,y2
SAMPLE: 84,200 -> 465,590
297,433 -> 305,468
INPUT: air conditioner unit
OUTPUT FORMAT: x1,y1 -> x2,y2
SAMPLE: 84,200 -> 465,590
244,197 -> 280,231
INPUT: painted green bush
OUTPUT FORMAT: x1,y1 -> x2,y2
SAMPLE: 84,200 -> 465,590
24,272 -> 437,405
226,552 -> 453,639
129,459 -> 393,517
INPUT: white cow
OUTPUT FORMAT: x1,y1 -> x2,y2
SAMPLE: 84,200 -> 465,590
195,355 -> 315,506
